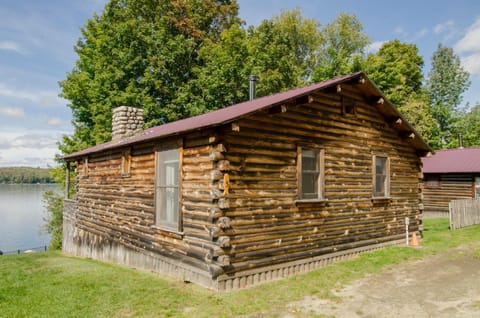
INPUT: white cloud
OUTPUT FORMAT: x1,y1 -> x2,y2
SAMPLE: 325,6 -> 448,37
0,149 -> 58,168
455,18 -> 480,53
454,18 -> 480,77
460,54 -> 480,77
0,106 -> 25,118
0,134 -> 57,150
366,41 -> 385,54
434,20 -> 455,34
0,131 -> 63,168
0,83 -> 65,107
47,117 -> 68,127
393,26 -> 408,37
413,28 -> 429,40
0,40 -> 25,54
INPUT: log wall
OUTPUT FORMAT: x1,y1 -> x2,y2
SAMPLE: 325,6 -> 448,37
423,173 -> 474,217
214,83 -> 423,274
69,133 -> 225,283
64,81 -> 424,290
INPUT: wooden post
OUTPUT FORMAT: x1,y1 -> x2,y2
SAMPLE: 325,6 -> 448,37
65,162 -> 70,199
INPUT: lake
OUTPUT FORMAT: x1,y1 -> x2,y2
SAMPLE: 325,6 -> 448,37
0,184 -> 58,253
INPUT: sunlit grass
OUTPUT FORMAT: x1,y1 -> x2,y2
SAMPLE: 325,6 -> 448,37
1,218 -> 479,317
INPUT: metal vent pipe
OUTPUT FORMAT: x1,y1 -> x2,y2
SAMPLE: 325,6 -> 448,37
248,75 -> 258,101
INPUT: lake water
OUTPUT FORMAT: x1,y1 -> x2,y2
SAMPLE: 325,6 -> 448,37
0,184 -> 58,253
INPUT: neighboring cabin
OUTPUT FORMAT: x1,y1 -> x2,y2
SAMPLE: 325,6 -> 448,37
62,72 -> 432,291
422,147 -> 480,217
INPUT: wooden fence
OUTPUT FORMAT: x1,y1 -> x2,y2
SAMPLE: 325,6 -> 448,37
449,198 -> 480,230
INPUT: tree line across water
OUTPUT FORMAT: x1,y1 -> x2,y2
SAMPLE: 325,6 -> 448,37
0,167 -> 53,184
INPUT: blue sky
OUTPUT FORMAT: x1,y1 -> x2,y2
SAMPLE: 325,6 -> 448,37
1,0 -> 480,167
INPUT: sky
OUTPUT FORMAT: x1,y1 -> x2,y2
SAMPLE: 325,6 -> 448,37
1,0 -> 480,167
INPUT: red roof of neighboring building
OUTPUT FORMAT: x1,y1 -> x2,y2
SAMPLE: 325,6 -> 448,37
422,147 -> 480,173
64,72 -> 432,160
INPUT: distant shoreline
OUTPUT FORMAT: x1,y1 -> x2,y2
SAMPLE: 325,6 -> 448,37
0,167 -> 53,184
0,182 -> 58,185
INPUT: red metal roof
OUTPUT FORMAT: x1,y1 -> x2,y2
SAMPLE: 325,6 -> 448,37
422,147 -> 480,173
64,72 -> 432,160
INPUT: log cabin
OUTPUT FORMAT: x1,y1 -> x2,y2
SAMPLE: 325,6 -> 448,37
422,147 -> 480,217
62,72 -> 432,291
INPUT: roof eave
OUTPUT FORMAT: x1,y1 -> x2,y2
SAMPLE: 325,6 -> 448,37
63,72 -> 367,161
62,71 -> 433,160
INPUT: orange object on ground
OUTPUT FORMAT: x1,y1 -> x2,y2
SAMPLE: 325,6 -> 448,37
410,232 -> 419,247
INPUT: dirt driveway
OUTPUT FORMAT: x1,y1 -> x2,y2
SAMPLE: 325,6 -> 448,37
286,244 -> 480,318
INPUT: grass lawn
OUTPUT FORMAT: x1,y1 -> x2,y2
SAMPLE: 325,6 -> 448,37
1,218 -> 480,317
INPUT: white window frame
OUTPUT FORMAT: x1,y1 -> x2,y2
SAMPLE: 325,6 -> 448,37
154,148 -> 181,231
82,157 -> 89,178
475,177 -> 480,199
298,147 -> 325,201
121,148 -> 132,177
373,155 -> 390,198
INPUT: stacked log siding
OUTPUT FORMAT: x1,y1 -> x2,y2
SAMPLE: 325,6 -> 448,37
217,85 -> 423,273
73,137 -> 223,276
423,174 -> 475,215
63,72 -> 429,290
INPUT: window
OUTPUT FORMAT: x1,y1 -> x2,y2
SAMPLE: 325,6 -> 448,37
155,149 -> 181,231
373,156 -> 389,198
121,149 -> 131,177
425,175 -> 441,189
299,147 -> 324,200
82,157 -> 89,178
475,177 -> 480,199
342,96 -> 356,116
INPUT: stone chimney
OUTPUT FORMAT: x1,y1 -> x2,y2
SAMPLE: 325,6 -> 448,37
111,106 -> 144,141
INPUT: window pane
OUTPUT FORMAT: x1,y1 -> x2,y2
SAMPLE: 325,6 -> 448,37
158,149 -> 178,163
374,156 -> 388,197
375,157 -> 387,175
375,175 -> 385,196
302,156 -> 317,171
155,148 -> 180,229
164,161 -> 179,186
301,148 -> 321,199
159,187 -> 179,228
302,172 -> 316,197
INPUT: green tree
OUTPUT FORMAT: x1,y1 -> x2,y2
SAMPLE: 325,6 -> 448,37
426,44 -> 470,148
43,187 -> 64,250
364,40 -> 424,106
397,93 -> 434,143
363,40 -> 432,143
312,13 -> 370,81
247,9 -> 323,95
60,0 -> 240,152
176,8 -> 323,111
0,167 -> 52,184
173,23 -> 251,112
459,104 -> 480,147
42,164 -> 76,250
